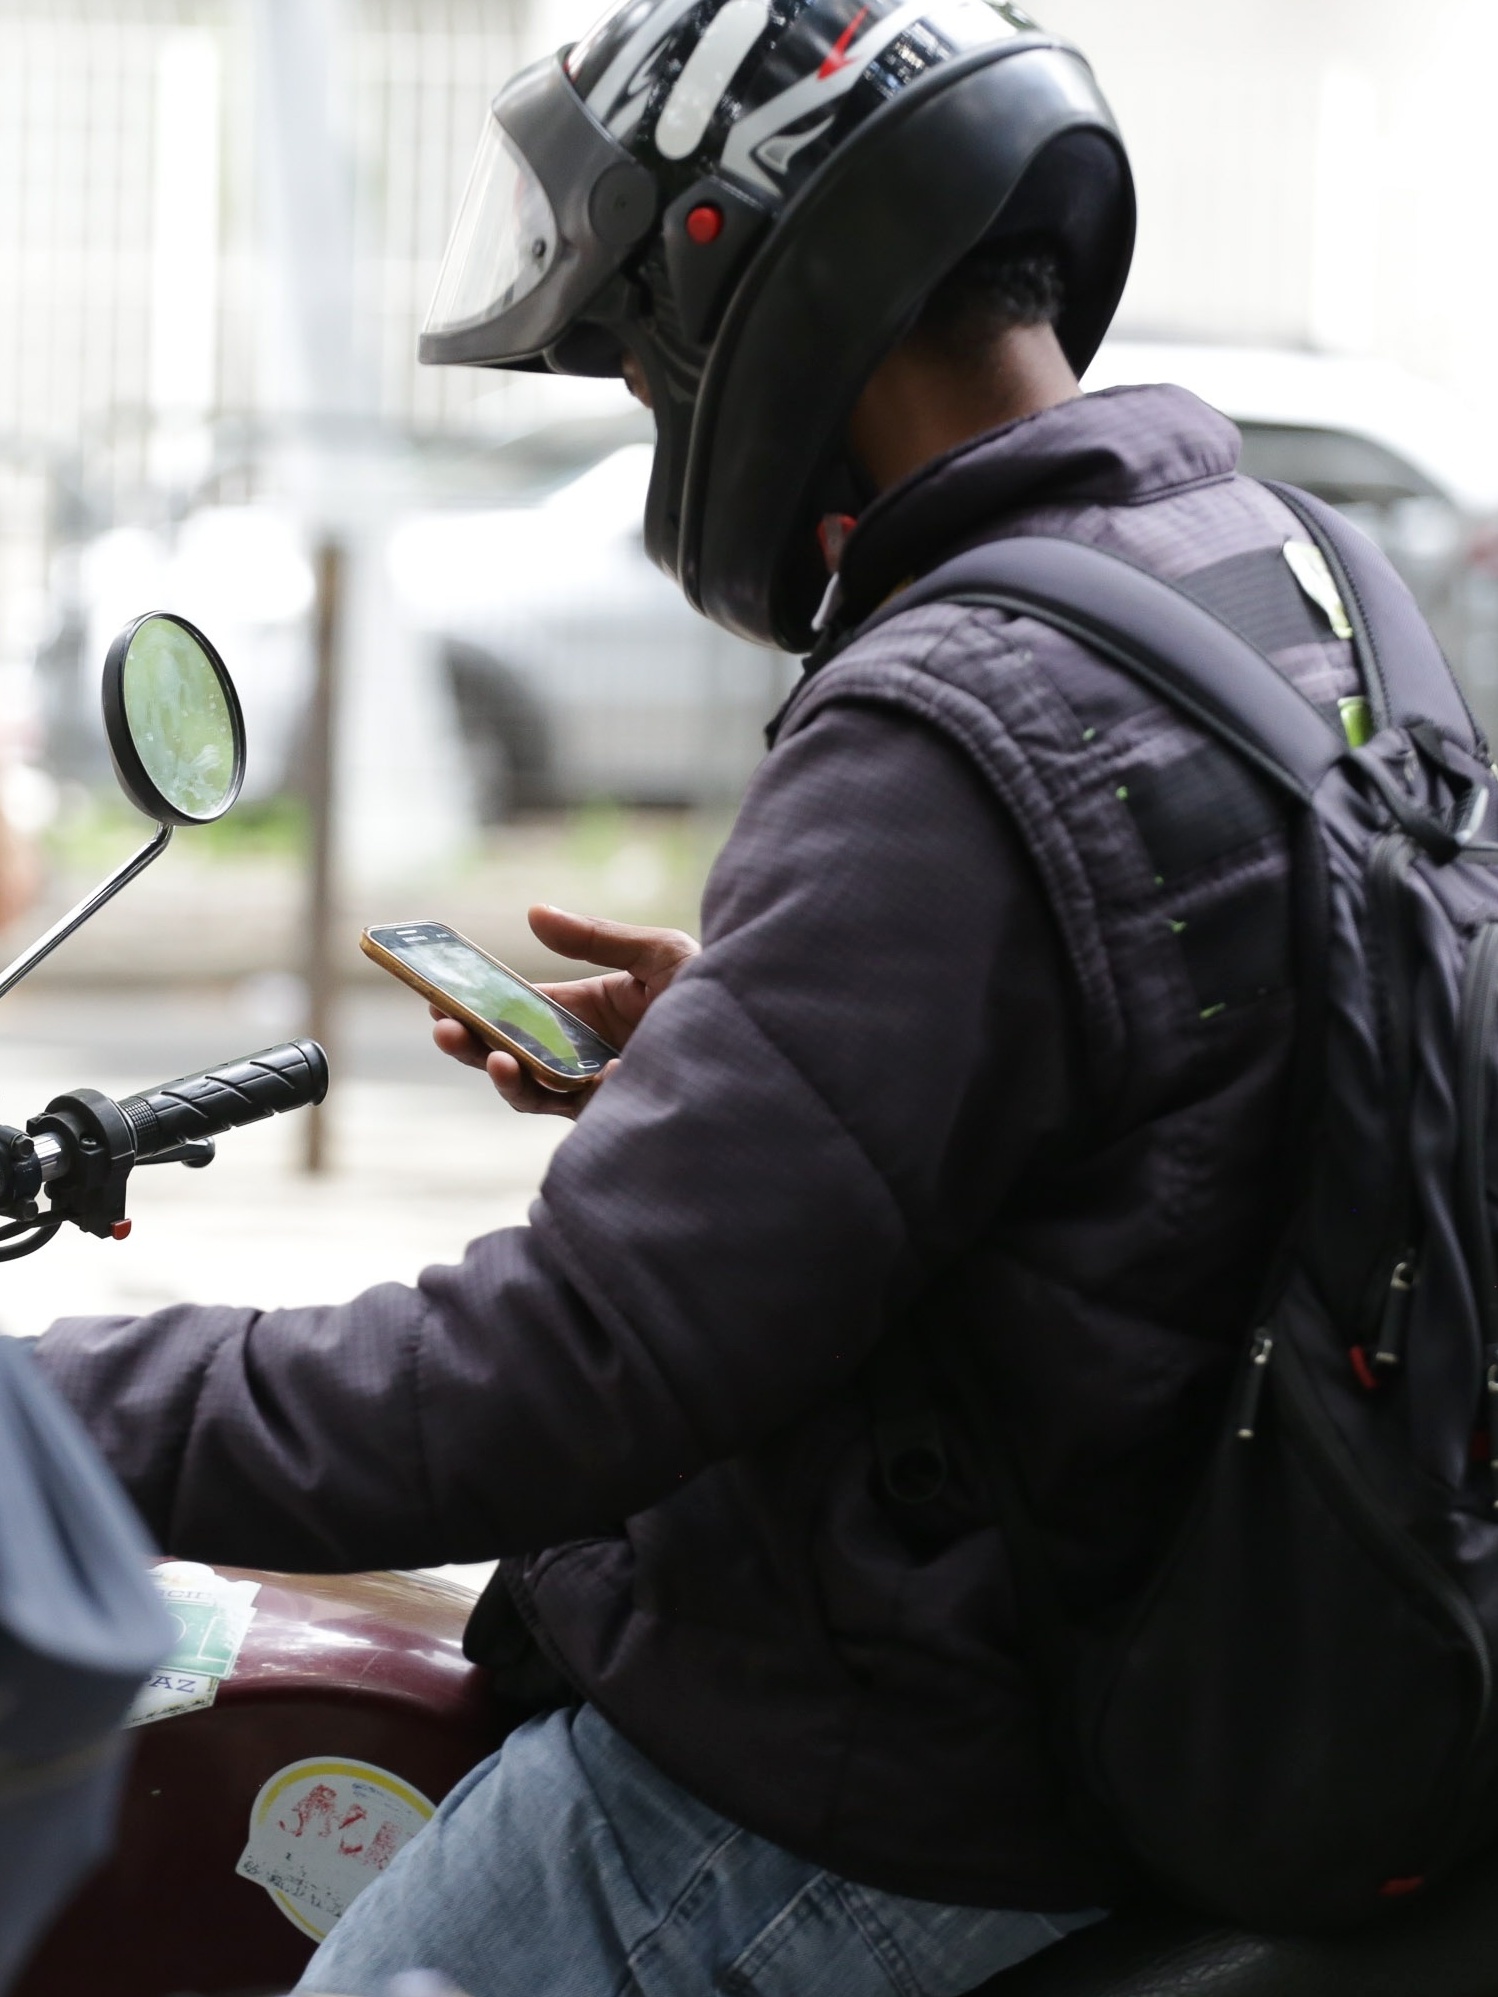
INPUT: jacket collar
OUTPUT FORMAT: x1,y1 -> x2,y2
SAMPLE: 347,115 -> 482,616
826,383 -> 1242,640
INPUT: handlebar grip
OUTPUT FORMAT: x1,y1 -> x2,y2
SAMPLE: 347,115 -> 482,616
117,1039 -> 329,1160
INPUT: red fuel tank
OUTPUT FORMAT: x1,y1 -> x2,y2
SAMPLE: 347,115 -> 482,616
15,1566 -> 513,1997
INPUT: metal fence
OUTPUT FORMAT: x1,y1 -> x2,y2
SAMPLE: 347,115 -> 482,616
0,0 -> 537,713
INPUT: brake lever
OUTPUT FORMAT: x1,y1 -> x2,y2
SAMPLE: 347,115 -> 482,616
136,1137 -> 216,1170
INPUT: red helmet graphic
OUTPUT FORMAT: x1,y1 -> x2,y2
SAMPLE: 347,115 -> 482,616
421,0 -> 1134,649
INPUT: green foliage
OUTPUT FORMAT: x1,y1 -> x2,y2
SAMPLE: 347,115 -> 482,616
48,791 -> 309,869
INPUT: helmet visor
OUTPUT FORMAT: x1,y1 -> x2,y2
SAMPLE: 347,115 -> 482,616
419,54 -> 658,371
424,116 -> 558,337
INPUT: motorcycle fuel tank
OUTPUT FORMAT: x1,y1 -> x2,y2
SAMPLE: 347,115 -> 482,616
14,1566 -> 515,1997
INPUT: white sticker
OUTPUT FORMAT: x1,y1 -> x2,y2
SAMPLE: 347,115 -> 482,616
236,1757 -> 436,1941
1283,537 -> 1354,640
125,1560 -> 260,1728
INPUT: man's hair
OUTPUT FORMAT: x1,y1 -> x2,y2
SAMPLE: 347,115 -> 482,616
912,240 -> 1065,365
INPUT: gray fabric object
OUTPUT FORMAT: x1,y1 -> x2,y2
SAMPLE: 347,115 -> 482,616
34,384 -> 1360,1909
0,1340 -> 170,1990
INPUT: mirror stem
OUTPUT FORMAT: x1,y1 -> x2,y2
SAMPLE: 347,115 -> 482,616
0,824 -> 174,1002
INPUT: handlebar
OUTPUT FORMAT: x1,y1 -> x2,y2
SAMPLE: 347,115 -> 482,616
0,1039 -> 329,1248
116,1039 -> 329,1161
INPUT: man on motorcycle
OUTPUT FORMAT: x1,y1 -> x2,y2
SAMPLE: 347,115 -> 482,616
28,4 -> 1370,1992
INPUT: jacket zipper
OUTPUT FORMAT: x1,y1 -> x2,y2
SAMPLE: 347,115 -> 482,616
1235,1329 -> 1274,1441
1458,920 -> 1498,1510
1363,834 -> 1420,1368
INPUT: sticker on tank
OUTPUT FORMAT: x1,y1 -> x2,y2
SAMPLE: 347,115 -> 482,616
235,1756 -> 436,1941
124,1560 -> 260,1728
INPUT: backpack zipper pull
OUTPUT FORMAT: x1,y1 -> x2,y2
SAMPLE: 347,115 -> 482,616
1373,1253 -> 1419,1370
1237,1330 -> 1274,1441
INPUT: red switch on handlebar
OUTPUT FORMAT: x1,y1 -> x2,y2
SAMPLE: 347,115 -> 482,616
110,1219 -> 132,1241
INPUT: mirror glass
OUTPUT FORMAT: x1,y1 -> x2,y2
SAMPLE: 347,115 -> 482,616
118,616 -> 241,822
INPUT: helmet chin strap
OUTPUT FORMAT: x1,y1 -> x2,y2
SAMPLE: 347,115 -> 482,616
816,513 -> 859,572
810,573 -> 844,635
810,504 -> 863,640
632,328 -> 703,585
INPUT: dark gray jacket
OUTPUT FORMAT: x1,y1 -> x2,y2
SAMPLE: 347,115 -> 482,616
32,385 -> 1359,1910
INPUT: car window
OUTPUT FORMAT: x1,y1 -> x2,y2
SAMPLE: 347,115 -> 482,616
1237,421 -> 1466,581
1235,423 -> 1442,507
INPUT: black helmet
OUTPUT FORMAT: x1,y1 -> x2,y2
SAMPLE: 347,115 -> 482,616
420,0 -> 1134,651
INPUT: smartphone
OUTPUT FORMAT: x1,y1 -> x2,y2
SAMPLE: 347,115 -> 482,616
361,920 -> 619,1092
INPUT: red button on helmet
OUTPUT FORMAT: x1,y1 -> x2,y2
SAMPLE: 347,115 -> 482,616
685,203 -> 724,246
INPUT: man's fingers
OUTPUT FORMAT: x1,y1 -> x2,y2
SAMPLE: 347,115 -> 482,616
431,996 -> 610,1118
526,903 -> 620,963
528,904 -> 697,980
483,1049 -> 588,1120
431,1013 -> 491,1071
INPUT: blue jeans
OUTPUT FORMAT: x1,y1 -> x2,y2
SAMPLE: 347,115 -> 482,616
296,1705 -> 1105,1997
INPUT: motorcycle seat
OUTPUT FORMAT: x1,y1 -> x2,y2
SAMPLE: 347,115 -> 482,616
969,1849 -> 1498,1997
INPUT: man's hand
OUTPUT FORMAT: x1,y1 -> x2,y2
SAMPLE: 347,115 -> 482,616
431,904 -> 699,1119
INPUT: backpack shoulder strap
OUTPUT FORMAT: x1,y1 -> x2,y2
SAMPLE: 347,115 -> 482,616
859,535 -> 1343,801
1262,479 -> 1484,753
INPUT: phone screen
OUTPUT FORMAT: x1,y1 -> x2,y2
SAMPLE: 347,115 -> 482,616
370,923 -> 618,1078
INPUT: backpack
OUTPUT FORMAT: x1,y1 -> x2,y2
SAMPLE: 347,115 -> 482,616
863,483 -> 1498,1934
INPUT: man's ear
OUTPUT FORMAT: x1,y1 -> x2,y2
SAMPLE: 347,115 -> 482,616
620,350 -> 654,410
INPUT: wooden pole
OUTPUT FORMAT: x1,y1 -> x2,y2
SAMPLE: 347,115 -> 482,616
304,537 -> 343,1174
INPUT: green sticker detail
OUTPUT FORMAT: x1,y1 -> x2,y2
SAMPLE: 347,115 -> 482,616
161,1593 -> 249,1679
1200,1002 -> 1227,1021
1338,695 -> 1374,749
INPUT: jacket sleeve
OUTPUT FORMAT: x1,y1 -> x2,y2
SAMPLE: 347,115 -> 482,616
31,696 -> 1078,1571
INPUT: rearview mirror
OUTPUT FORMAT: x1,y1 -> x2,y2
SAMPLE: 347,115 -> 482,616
102,613 -> 245,826
0,611 -> 249,1001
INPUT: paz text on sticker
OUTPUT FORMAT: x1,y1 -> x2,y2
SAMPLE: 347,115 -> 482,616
125,1561 -> 260,1727
235,1757 -> 435,1941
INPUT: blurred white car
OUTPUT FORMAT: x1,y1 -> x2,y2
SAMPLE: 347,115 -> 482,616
40,420 -> 794,822
389,441 -> 793,819
43,346 -> 1498,817
1086,340 -> 1498,740
397,346 -> 1498,815
36,506 -> 317,806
